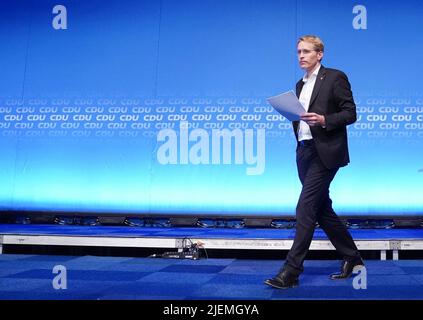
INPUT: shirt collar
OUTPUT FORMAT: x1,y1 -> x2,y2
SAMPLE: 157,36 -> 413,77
302,64 -> 321,83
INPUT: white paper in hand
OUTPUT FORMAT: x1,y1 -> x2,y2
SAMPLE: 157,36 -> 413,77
266,90 -> 305,121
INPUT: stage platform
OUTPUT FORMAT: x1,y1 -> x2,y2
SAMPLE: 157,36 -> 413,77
1,224 -> 423,260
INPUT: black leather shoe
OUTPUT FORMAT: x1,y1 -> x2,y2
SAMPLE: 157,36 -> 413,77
330,258 -> 365,280
264,269 -> 299,289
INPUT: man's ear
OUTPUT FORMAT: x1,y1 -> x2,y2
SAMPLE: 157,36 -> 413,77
318,51 -> 324,62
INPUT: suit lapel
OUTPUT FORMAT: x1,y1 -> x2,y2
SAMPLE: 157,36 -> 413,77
293,65 -> 325,131
296,81 -> 304,98
293,81 -> 303,132
308,65 -> 326,109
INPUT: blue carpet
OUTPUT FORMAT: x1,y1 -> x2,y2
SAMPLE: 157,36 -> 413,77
1,254 -> 423,300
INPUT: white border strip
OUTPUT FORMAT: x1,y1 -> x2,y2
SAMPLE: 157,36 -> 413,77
2,235 -> 176,248
3,234 -> 421,250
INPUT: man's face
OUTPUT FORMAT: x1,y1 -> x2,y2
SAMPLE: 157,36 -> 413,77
297,41 -> 323,72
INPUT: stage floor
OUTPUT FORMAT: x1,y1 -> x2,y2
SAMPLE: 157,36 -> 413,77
0,254 -> 422,300
2,224 -> 423,239
1,224 -> 423,260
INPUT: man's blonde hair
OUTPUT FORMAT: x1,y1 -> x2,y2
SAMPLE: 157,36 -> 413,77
297,35 -> 324,53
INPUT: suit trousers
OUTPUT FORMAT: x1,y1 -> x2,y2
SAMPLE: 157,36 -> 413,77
283,140 -> 360,276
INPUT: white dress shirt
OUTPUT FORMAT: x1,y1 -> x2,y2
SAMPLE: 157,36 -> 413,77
298,64 -> 321,141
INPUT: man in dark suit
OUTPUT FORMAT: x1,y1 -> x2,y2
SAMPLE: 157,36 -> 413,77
265,35 -> 364,289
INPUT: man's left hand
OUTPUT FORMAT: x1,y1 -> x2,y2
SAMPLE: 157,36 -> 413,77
300,112 -> 326,127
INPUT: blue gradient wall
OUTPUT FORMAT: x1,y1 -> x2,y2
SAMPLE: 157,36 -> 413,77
0,0 -> 422,216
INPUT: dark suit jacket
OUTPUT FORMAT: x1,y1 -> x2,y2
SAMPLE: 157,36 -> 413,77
294,65 -> 357,169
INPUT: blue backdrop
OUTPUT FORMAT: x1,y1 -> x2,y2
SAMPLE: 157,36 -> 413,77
0,0 -> 422,216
